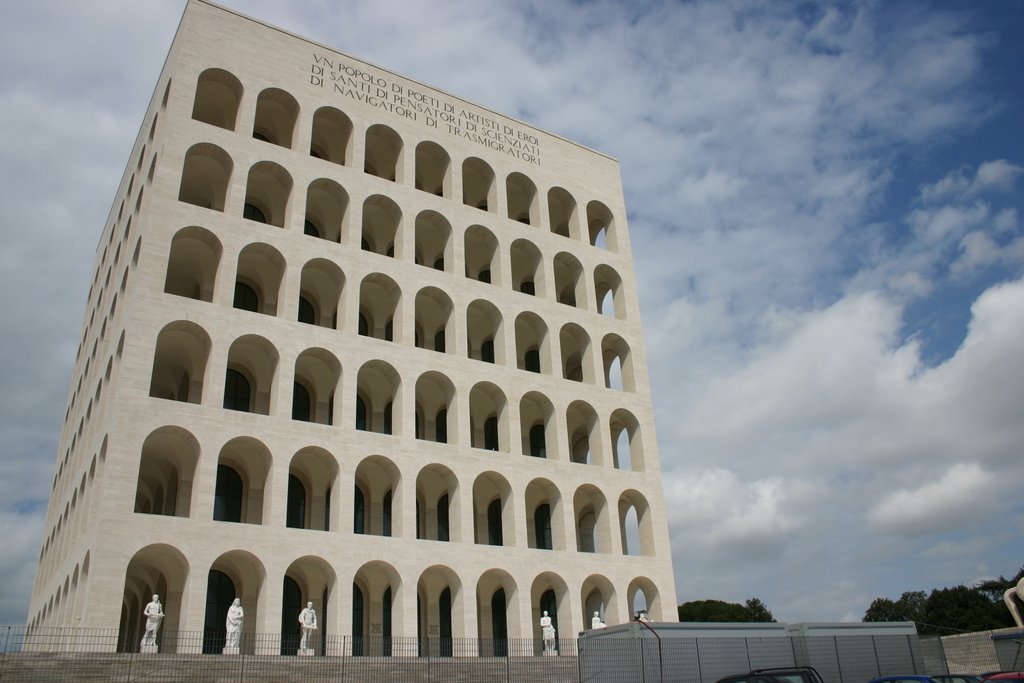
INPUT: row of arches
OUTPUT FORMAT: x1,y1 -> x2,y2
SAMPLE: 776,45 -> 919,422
176,154 -> 628,317
117,543 -> 663,652
190,68 -> 621,250
32,552 -> 92,630
149,325 -> 644,467
162,237 -> 635,387
133,426 -> 655,556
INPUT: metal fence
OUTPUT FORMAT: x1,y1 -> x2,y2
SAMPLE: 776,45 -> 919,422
1,625 -> 1019,683
0,626 -> 580,682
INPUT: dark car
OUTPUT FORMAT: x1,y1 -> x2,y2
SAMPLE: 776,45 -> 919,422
867,676 -> 943,683
716,667 -> 825,683
933,676 -> 982,683
979,674 -> 1024,683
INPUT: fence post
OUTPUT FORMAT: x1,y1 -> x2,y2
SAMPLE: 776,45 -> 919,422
0,625 -> 10,679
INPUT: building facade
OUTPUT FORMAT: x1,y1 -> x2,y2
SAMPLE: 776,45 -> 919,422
29,0 -> 677,653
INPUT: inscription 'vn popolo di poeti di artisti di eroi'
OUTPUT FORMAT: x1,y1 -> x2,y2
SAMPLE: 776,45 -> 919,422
310,53 -> 542,165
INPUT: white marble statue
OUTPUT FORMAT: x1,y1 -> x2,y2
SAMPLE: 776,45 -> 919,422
140,594 -> 164,649
591,611 -> 606,629
1004,576 -> 1024,629
298,602 -> 318,652
540,610 -> 556,654
225,598 -> 244,650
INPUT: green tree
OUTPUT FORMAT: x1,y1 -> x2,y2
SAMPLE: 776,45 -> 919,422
863,591 -> 925,623
919,585 -> 1014,635
678,598 -> 775,622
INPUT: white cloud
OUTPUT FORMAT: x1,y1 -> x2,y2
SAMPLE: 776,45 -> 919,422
919,159 -> 1023,204
0,0 -> 1021,627
867,463 -> 998,536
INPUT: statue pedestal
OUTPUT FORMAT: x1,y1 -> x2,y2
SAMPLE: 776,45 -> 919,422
140,644 -> 159,655
222,646 -> 239,655
299,648 -> 315,656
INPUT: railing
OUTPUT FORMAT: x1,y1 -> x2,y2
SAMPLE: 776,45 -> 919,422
0,627 -> 581,682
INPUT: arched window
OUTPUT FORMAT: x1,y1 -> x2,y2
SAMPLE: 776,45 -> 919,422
292,382 -> 311,421
437,494 -> 450,542
223,369 -> 251,412
233,282 -> 259,312
528,424 -> 546,458
213,465 -> 242,522
286,474 -> 306,529
191,68 -> 243,131
534,504 -> 552,550
298,297 -> 316,325
202,569 -> 236,654
484,416 -> 499,451
487,499 -> 503,546
353,486 -> 365,534
352,583 -> 365,656
490,588 -> 507,657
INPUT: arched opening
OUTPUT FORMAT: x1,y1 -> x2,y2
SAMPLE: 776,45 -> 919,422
566,400 -> 601,466
547,187 -> 578,239
364,124 -> 402,181
355,360 -> 400,435
466,299 -> 503,364
515,312 -> 548,374
415,464 -> 458,542
223,334 -> 279,415
252,87 -> 299,148
134,426 -> 199,518
525,478 -> 563,551
462,157 -> 495,212
243,161 -> 292,228
148,321 -> 211,404
415,141 -> 450,197
202,551 -> 266,654
581,574 -> 618,628
118,544 -> 188,653
463,225 -> 499,285
627,577 -> 663,622
354,455 -> 401,537
476,570 -> 517,657
594,264 -> 626,320
304,178 -> 348,243
415,372 -> 455,444
414,210 -> 451,272
191,68 -> 243,131
233,242 -> 285,316
587,200 -> 617,250
619,490 -> 655,556
358,273 -> 400,342
360,194 -> 401,258
309,106 -> 352,165
289,447 -> 339,532
610,408 -> 643,471
417,566 -> 461,655
414,287 -> 452,354
553,252 -> 584,308
353,561 -> 401,655
519,391 -> 555,460
510,239 -> 543,296
214,437 -> 271,525
531,574 -> 568,654
163,226 -> 221,301
282,556 -> 336,655
602,334 -> 636,391
469,382 -> 506,452
506,172 -> 538,225
178,143 -> 231,211
292,347 -> 341,425
473,472 -> 512,546
298,258 -> 344,329
574,484 -> 611,554
559,323 -> 593,384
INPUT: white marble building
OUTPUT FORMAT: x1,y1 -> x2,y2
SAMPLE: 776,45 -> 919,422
28,0 -> 677,654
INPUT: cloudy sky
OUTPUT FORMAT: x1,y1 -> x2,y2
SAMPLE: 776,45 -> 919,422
1,0 -> 1022,625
